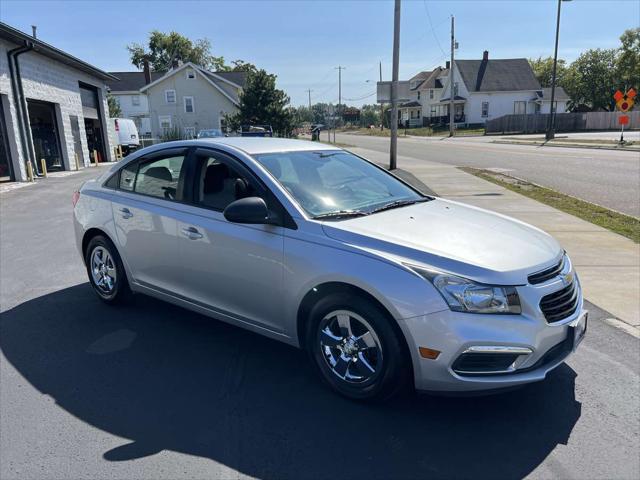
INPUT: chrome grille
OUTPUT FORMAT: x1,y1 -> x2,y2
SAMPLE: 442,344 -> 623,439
539,281 -> 579,323
529,258 -> 564,285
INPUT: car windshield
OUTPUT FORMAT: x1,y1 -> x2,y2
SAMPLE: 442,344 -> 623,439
198,129 -> 222,138
253,150 -> 427,218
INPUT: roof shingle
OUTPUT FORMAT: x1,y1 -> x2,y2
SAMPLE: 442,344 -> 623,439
455,58 -> 541,92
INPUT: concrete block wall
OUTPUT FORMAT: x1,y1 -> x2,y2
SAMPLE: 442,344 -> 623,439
0,38 -> 114,181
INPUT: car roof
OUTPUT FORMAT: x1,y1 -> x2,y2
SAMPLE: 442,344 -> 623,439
194,137 -> 339,154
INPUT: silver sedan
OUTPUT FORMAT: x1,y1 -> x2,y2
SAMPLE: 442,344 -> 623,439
73,138 -> 587,400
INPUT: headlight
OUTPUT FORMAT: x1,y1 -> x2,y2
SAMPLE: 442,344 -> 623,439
409,266 -> 521,314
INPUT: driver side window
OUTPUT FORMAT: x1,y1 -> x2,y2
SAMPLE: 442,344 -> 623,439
195,153 -> 260,211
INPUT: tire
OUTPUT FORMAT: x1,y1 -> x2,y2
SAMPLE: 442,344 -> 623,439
306,292 -> 411,401
85,235 -> 132,304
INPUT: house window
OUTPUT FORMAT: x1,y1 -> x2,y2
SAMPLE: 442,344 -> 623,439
131,95 -> 140,106
165,90 -> 176,104
453,82 -> 459,97
430,107 -> 436,117
535,103 -> 541,114
481,102 -> 489,118
514,101 -> 527,114
417,91 -> 421,100
184,96 -> 194,113
429,89 -> 434,99
186,68 -> 196,79
184,126 -> 196,138
158,115 -> 172,131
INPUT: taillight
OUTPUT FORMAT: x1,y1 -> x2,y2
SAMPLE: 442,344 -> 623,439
72,190 -> 80,207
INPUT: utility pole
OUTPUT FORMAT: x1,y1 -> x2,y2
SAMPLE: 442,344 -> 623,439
335,66 -> 346,129
380,61 -> 384,131
449,15 -> 455,137
546,0 -> 568,141
306,89 -> 313,111
390,0 -> 401,170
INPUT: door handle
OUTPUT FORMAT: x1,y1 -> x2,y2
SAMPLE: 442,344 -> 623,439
181,226 -> 203,240
119,207 -> 133,219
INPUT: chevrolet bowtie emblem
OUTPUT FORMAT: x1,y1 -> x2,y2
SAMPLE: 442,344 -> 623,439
562,272 -> 574,286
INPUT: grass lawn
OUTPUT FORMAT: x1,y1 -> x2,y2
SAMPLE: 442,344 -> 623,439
461,167 -> 640,243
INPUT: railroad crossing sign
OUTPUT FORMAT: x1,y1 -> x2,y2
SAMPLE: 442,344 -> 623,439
613,88 -> 636,112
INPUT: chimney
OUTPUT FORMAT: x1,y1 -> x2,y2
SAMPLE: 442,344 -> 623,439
31,25 -> 37,39
143,58 -> 151,85
445,60 -> 450,69
482,50 -> 489,61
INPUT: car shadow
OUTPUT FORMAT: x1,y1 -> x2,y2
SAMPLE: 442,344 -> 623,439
0,284 -> 581,480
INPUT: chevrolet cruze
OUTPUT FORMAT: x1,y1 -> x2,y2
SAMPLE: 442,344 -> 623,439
73,138 -> 587,400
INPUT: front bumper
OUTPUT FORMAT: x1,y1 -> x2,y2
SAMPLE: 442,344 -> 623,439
398,274 -> 586,393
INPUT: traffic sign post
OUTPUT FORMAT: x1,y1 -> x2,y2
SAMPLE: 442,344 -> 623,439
614,88 -> 636,143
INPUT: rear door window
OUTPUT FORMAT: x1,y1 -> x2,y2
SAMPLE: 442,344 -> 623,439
134,155 -> 186,201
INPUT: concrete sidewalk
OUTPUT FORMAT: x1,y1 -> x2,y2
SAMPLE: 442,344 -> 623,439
352,147 -> 640,334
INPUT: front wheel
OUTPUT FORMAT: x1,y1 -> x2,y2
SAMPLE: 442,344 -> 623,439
307,293 -> 411,401
85,235 -> 131,304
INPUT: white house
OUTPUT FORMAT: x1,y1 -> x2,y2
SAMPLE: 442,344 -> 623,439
106,64 -> 165,136
140,62 -> 246,139
392,51 -> 570,127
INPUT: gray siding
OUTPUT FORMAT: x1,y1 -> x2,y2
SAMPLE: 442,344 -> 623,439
146,68 -> 239,138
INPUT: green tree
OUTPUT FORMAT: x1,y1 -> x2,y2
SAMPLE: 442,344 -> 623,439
107,92 -> 121,118
617,27 -> 640,90
564,48 -> 619,111
227,60 -> 259,74
127,31 -> 226,71
360,104 -> 381,127
528,56 -> 567,88
226,69 -> 295,137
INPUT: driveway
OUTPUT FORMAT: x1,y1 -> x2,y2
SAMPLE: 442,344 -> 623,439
1,168 -> 638,479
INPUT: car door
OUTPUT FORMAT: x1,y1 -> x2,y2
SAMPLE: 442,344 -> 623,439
111,147 -> 189,294
175,148 -> 285,333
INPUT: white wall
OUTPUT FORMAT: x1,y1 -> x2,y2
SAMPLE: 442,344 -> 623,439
540,101 -> 567,114
465,91 -> 539,124
112,92 -> 151,135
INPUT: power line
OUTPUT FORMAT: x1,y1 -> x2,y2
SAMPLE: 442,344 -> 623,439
343,91 -> 376,102
423,0 -> 447,57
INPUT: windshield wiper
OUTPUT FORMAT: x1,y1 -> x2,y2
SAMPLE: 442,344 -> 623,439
369,198 -> 430,214
312,210 -> 369,220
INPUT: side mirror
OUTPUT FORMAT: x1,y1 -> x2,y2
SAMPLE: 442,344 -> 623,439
223,197 -> 271,224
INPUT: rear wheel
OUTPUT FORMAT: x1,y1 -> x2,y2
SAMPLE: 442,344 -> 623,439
306,293 -> 410,401
85,235 -> 131,304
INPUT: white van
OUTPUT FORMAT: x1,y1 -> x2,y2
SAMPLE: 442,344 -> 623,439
113,118 -> 140,155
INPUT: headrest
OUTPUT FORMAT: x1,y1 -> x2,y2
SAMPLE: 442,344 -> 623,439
144,166 -> 172,182
203,163 -> 229,194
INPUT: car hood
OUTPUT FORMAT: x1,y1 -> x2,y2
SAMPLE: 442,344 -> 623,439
321,198 -> 563,285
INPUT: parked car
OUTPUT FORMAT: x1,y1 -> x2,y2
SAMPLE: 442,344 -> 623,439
197,129 -> 224,139
113,118 -> 140,155
73,138 -> 587,401
239,125 -> 273,137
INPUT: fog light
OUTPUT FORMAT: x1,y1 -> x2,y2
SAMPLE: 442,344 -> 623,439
419,347 -> 441,359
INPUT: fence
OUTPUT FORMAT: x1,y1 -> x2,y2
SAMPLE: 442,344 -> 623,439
485,111 -> 640,134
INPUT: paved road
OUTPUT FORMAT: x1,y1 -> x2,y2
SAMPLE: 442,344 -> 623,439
334,132 -> 640,217
1,168 -> 639,480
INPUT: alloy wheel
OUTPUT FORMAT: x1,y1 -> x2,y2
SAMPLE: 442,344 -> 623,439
319,310 -> 383,384
90,246 -> 117,295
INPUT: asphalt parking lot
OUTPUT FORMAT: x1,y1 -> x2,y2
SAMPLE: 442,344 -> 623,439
1,167 -> 638,479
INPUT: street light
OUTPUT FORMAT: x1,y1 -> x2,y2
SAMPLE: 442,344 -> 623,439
546,0 -> 572,141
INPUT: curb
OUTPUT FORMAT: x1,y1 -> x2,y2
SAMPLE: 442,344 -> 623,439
492,139 -> 640,152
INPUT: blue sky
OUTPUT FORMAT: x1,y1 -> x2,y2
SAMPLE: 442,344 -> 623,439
1,0 -> 638,106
